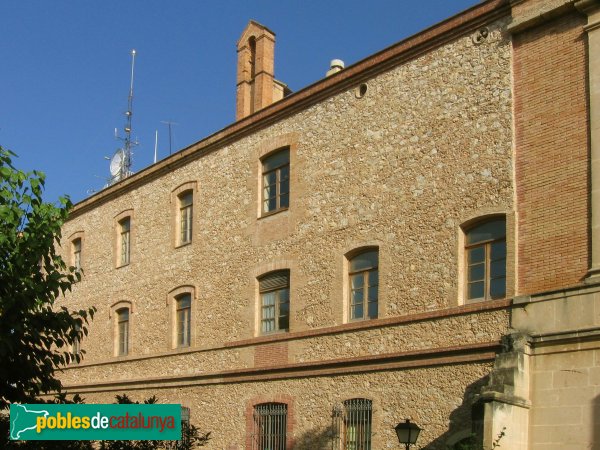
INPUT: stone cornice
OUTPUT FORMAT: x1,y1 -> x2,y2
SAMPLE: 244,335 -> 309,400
59,341 -> 501,394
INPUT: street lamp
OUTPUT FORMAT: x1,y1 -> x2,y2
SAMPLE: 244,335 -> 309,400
395,419 -> 422,449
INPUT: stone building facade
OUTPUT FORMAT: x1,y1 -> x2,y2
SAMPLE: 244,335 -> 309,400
56,0 -> 600,448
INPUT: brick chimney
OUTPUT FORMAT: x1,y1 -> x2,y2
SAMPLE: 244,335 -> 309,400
236,21 -> 289,120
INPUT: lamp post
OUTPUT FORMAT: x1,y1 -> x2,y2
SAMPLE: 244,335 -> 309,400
395,419 -> 422,450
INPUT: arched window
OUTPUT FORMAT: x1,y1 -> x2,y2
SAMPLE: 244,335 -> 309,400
261,148 -> 290,215
249,36 -> 256,78
465,217 -> 506,301
259,270 -> 290,334
116,307 -> 129,356
178,190 -> 193,245
252,403 -> 287,449
332,398 -> 373,450
348,249 -> 379,321
176,293 -> 192,348
119,217 -> 131,266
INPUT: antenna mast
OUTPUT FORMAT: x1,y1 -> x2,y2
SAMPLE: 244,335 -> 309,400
122,48 -> 136,179
108,49 -> 138,185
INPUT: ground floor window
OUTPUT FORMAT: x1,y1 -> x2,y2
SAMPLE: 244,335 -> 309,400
251,403 -> 287,450
332,398 -> 372,450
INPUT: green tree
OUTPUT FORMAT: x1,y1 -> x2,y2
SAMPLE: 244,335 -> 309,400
0,146 -> 95,409
99,395 -> 211,450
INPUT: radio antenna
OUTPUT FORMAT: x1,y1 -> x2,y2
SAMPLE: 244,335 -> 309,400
107,49 -> 138,185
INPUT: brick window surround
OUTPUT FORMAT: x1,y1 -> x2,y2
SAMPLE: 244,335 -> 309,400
245,395 -> 295,450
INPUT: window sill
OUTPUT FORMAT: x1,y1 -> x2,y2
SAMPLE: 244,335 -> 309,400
259,329 -> 289,337
259,207 -> 289,220
116,262 -> 130,269
175,241 -> 192,250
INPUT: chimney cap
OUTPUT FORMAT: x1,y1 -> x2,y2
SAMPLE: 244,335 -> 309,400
326,59 -> 345,77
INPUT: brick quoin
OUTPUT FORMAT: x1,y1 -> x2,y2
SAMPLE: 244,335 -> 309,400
514,12 -> 590,295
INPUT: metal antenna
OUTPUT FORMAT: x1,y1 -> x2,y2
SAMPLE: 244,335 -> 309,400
122,49 -> 137,179
161,120 -> 178,155
107,49 -> 138,186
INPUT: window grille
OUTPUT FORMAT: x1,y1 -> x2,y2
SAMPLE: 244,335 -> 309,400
165,406 -> 190,450
252,403 -> 287,450
332,399 -> 372,450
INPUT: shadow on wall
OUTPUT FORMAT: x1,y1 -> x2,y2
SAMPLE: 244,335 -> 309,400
422,376 -> 488,450
293,424 -> 335,450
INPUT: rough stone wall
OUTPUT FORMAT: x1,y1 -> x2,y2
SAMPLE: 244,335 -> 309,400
513,10 -> 589,295
55,13 -> 515,449
59,17 -> 513,364
70,362 -> 493,450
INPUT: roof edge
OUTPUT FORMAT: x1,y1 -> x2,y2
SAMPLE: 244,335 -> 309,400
68,0 -> 510,220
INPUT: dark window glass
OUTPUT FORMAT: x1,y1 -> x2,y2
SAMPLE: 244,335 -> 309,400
465,218 -> 506,301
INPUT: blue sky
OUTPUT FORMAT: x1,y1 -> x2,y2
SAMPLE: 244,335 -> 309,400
0,0 -> 478,204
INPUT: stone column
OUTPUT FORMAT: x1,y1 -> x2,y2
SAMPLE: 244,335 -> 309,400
577,1 -> 600,279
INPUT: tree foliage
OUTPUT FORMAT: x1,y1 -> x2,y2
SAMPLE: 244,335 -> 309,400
98,395 -> 211,450
0,146 -> 95,409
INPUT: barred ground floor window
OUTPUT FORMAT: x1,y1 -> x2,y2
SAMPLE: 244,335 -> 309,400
332,398 -> 372,450
251,402 -> 287,450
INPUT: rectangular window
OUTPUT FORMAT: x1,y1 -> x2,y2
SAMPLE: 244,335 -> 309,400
119,218 -> 131,266
117,308 -> 129,356
176,294 -> 192,347
465,218 -> 506,301
259,271 -> 290,334
179,191 -> 193,245
262,148 -> 290,214
252,403 -> 287,450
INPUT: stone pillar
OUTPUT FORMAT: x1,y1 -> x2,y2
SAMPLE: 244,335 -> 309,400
576,1 -> 600,279
478,334 -> 531,450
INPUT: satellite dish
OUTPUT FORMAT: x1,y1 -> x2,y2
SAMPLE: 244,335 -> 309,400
109,149 -> 124,177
